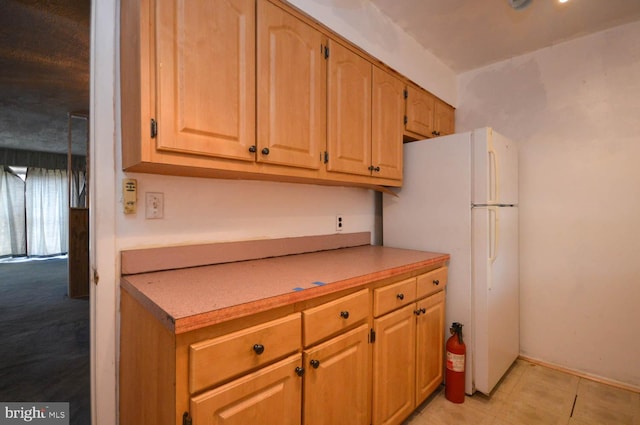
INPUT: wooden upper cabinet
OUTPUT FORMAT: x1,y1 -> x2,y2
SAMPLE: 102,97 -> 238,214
434,98 -> 455,136
121,0 -> 450,188
404,84 -> 435,138
372,67 -> 404,180
257,0 -> 326,170
155,0 -> 256,161
327,40 -> 372,177
405,84 -> 455,139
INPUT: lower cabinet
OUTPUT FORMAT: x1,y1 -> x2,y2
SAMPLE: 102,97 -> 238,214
415,291 -> 445,404
303,324 -> 371,425
371,276 -> 447,425
190,354 -> 303,425
120,267 -> 447,425
372,304 -> 417,425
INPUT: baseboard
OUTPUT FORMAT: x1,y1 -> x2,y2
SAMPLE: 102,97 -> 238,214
518,355 -> 640,394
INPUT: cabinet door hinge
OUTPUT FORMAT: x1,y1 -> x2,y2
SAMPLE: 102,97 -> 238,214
369,328 -> 376,343
183,412 -> 192,425
150,118 -> 158,138
403,89 -> 408,99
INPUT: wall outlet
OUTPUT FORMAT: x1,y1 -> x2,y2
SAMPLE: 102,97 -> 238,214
145,192 -> 164,219
336,215 -> 344,232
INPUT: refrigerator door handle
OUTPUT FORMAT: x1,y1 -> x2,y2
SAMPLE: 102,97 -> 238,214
489,147 -> 498,203
488,207 -> 499,290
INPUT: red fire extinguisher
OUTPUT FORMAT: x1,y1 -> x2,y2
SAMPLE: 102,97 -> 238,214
445,322 -> 466,403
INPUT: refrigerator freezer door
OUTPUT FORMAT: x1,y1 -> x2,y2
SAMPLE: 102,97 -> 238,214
471,205 -> 519,395
472,128 -> 518,206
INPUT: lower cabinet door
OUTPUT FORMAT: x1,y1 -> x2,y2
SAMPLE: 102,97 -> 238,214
372,304 -> 416,425
415,291 -> 445,405
190,354 -> 302,425
303,324 -> 371,425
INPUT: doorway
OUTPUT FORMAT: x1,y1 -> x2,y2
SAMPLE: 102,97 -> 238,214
0,1 -> 91,423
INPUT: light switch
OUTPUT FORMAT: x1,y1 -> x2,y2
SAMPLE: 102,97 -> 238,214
123,179 -> 137,214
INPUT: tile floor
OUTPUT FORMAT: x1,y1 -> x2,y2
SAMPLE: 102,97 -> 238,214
405,359 -> 640,425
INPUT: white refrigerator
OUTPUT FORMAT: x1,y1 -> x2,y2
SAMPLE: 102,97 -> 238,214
383,127 -> 519,395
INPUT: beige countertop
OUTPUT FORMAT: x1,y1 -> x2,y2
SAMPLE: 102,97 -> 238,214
121,236 -> 449,334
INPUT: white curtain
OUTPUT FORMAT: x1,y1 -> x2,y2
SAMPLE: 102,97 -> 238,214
0,169 -> 26,257
70,170 -> 87,208
25,168 -> 68,256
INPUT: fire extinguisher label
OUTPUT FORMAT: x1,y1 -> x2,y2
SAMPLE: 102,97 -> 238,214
446,352 -> 465,372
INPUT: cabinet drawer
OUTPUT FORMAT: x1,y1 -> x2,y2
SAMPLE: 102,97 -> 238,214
416,267 -> 447,299
303,289 -> 370,347
189,313 -> 301,394
373,277 -> 417,317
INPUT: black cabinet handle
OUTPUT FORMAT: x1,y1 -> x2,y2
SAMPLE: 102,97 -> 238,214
249,145 -> 256,153
433,279 -> 440,286
253,344 -> 265,355
421,308 -> 426,314
261,147 -> 270,155
340,311 -> 350,319
396,293 -> 404,300
310,359 -> 320,369
414,309 -> 422,316
373,166 -> 381,172
295,366 -> 305,377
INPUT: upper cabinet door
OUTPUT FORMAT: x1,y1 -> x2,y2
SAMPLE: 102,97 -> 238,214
434,99 -> 455,136
372,67 -> 404,180
257,0 -> 326,170
327,40 -> 372,176
155,0 -> 256,161
404,85 -> 435,138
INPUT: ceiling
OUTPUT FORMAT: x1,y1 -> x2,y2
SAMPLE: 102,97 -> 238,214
1,0 -> 640,157
369,0 -> 640,73
0,0 -> 90,157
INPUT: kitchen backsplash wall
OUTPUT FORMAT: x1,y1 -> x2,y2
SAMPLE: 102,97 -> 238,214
456,20 -> 640,390
116,174 -> 377,250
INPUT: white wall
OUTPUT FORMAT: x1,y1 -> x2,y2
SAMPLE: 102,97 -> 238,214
457,20 -> 640,389
92,1 -> 456,423
116,175 -> 377,250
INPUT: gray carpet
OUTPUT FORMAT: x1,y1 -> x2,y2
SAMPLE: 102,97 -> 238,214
0,258 -> 90,424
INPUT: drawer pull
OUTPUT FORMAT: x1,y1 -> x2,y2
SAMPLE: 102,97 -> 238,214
253,344 -> 265,355
414,309 -> 421,316
340,311 -> 350,319
433,279 -> 440,286
295,366 -> 305,377
310,359 -> 320,369
396,293 -> 405,300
